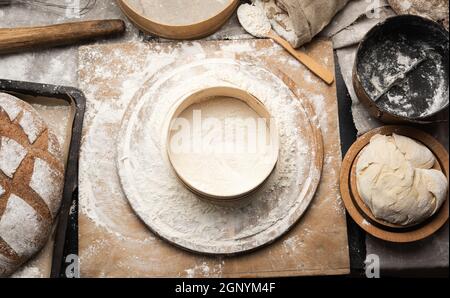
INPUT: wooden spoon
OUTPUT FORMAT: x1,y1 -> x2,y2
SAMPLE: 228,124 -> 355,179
266,30 -> 335,85
237,4 -> 335,85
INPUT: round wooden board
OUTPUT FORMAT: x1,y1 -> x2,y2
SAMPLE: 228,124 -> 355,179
117,0 -> 239,40
117,58 -> 324,255
340,125 -> 449,243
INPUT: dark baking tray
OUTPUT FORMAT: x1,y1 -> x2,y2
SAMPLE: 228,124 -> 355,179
0,79 -> 85,278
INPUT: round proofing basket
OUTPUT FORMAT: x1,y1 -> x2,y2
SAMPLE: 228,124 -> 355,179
117,0 -> 239,40
166,86 -> 280,206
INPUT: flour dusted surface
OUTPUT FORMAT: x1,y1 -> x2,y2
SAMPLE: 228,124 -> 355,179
237,3 -> 271,38
0,98 -> 21,122
0,137 -> 27,178
77,39 -> 352,277
116,58 -> 321,254
0,195 -> 44,257
30,158 -> 64,217
18,110 -> 45,144
11,265 -> 44,278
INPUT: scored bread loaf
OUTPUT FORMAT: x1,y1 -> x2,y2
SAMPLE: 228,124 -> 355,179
0,92 -> 64,277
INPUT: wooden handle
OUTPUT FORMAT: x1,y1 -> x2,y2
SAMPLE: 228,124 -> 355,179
267,30 -> 335,85
0,19 -> 126,55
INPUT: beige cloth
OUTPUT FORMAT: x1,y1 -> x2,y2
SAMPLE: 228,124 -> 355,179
388,0 -> 449,30
256,0 -> 350,48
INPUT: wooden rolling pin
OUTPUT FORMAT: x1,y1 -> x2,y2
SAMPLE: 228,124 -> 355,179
0,19 -> 126,55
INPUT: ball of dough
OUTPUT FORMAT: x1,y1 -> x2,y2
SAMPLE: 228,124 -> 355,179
356,134 -> 448,226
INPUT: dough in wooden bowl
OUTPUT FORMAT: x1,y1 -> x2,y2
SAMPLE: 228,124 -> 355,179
356,134 -> 448,226
0,93 -> 64,277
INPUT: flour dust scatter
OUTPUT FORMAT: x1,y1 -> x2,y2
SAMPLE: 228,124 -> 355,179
237,3 -> 271,38
3,0 -> 97,16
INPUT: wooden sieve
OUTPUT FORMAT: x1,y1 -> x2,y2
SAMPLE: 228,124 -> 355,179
165,86 -> 279,206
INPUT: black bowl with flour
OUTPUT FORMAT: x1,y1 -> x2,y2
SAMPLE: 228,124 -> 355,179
353,15 -> 449,123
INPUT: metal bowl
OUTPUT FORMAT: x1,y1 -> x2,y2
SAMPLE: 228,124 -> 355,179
353,15 -> 449,124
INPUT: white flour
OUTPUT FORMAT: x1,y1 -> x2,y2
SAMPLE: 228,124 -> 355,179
0,95 -> 21,121
30,102 -> 72,156
116,58 -> 319,254
79,42 -> 322,256
30,158 -> 64,217
18,110 -> 45,144
77,41 -> 338,273
424,64 -> 448,116
0,195 -> 44,257
184,261 -> 224,278
11,265 -> 43,278
0,137 -> 27,178
126,0 -> 232,26
168,96 -> 278,198
362,37 -> 449,118
283,235 -> 304,253
237,4 -> 271,38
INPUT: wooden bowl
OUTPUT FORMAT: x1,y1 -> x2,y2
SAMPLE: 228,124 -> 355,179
117,0 -> 239,40
340,125 -> 449,242
166,86 -> 279,205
